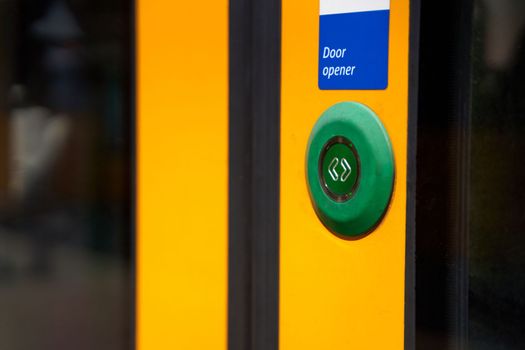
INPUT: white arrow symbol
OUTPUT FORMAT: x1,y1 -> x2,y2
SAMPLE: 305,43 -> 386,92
340,158 -> 352,182
328,157 -> 339,181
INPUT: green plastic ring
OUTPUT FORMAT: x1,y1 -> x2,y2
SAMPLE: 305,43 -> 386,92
306,102 -> 395,238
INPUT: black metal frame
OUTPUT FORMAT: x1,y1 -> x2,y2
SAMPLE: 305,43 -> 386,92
228,0 -> 281,349
405,0 -> 421,348
130,0 -> 137,348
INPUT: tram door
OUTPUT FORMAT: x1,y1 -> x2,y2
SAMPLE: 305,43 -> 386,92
139,0 -> 410,349
280,1 -> 410,349
138,1 -> 229,349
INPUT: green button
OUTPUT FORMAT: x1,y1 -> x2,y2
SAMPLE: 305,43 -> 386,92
305,102 -> 395,238
319,137 -> 360,202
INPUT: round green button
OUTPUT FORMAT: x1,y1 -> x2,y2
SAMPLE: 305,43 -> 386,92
319,137 -> 360,202
306,102 -> 395,238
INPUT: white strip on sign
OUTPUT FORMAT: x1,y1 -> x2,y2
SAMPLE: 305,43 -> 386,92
320,0 -> 391,16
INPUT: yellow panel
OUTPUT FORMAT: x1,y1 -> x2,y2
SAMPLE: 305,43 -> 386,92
137,1 -> 228,349
281,1 -> 410,349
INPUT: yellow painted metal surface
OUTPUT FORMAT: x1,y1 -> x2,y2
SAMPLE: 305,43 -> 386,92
280,1 -> 410,349
137,1 -> 228,349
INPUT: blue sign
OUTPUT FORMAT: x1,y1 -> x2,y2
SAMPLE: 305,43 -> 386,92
319,1 -> 390,90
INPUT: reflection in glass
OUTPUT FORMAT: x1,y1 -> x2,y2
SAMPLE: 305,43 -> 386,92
0,1 -> 132,349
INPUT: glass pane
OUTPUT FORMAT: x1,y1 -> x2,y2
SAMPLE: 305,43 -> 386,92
470,0 -> 525,348
0,1 -> 133,349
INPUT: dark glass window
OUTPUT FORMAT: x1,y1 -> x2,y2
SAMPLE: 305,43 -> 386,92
0,1 -> 133,349
469,1 -> 525,348
416,1 -> 525,349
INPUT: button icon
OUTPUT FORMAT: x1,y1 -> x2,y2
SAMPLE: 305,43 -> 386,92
328,157 -> 352,182
319,137 -> 360,202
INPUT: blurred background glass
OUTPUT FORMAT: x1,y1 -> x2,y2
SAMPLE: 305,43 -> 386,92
469,0 -> 525,348
415,0 -> 525,348
0,0 -> 132,349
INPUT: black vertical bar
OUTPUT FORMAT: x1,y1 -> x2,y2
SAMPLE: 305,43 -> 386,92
130,0 -> 137,348
229,0 -> 253,347
415,1 -> 473,349
249,0 -> 281,348
405,0 -> 421,349
229,0 -> 281,349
